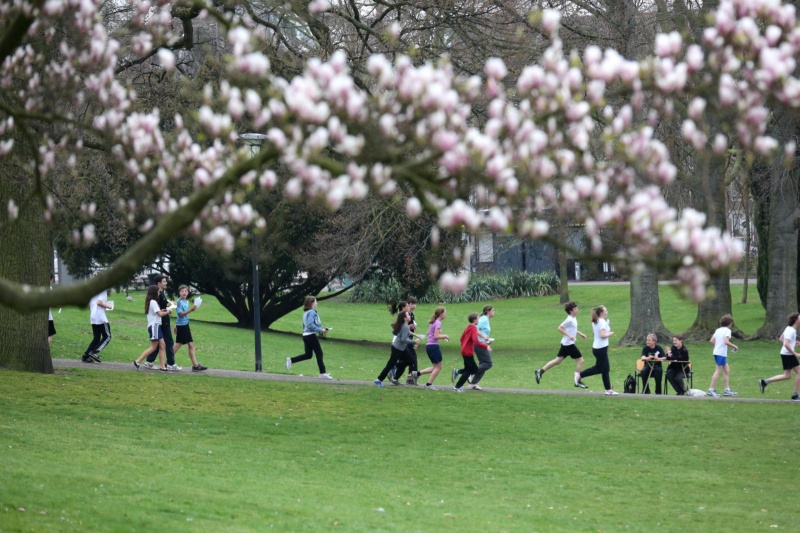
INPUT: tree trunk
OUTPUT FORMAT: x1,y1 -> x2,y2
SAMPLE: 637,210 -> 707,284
0,172 -> 54,373
558,246 -> 570,304
755,137 -> 800,339
683,129 -> 740,340
684,273 -> 741,340
741,178 -> 751,304
618,265 -> 672,346
556,225 -> 570,304
752,164 -> 771,309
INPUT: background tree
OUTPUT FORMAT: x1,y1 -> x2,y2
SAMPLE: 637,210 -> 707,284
6,1 -> 791,376
754,113 -> 800,339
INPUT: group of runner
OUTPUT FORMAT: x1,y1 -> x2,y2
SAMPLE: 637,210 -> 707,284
59,279 -> 800,400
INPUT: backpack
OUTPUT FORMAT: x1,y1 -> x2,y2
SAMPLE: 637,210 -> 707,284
623,374 -> 636,394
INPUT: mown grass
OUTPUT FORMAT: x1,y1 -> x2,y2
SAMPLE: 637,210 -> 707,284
48,283 -> 791,398
1,369 -> 798,532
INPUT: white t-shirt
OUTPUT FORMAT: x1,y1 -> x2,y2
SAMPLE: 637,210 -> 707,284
780,326 -> 797,356
560,315 -> 578,346
592,318 -> 609,349
147,300 -> 162,330
89,291 -> 108,325
712,326 -> 732,357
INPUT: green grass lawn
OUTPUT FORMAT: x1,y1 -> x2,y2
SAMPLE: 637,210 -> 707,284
1,369 -> 798,532
3,282 -> 798,532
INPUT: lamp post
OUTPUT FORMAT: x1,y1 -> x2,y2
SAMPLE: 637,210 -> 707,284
241,133 -> 267,372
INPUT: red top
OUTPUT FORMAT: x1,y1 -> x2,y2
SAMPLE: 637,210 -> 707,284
460,323 -> 488,356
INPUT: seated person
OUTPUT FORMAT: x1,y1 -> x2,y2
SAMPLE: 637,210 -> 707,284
665,334 -> 690,395
640,333 -> 666,394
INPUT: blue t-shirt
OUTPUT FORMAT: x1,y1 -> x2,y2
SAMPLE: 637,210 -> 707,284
175,299 -> 189,326
477,315 -> 491,338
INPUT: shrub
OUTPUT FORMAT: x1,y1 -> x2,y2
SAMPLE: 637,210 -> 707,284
347,275 -> 403,304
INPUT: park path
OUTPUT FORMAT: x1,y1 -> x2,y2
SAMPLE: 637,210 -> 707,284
52,358 -> 793,404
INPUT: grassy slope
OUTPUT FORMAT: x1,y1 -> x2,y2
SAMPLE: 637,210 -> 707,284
1,283 -> 797,531
1,370 -> 797,532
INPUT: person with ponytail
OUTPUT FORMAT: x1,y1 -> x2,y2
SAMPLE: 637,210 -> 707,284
285,296 -> 333,379
578,305 -> 618,395
375,311 -> 417,387
133,284 -> 171,371
418,306 -> 450,389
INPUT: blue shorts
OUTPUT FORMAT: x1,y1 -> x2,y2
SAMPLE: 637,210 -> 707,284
714,355 -> 728,366
426,344 -> 443,364
148,324 -> 163,341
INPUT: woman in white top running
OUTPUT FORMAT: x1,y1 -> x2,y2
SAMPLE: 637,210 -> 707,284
759,312 -> 800,401
579,305 -> 617,395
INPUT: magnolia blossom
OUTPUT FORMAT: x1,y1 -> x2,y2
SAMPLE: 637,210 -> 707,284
4,0 -> 797,304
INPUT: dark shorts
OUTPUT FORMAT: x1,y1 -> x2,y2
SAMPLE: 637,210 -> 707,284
48,320 -> 56,337
781,354 -> 800,370
426,344 -> 443,364
176,325 -> 193,344
148,324 -> 163,341
557,343 -> 582,359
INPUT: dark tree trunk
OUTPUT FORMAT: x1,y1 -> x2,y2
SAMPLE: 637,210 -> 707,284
558,248 -> 570,304
556,226 -> 570,304
683,130 -> 740,340
752,165 -> 771,309
755,116 -> 800,339
0,171 -> 54,373
684,273 -> 742,340
741,179 -> 752,304
619,265 -> 672,346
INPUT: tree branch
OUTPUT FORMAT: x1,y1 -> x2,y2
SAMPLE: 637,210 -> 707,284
0,146 -> 279,312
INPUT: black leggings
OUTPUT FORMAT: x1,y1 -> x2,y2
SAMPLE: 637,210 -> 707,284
394,346 -> 419,378
291,334 -> 326,373
378,346 -> 411,381
581,346 -> 611,390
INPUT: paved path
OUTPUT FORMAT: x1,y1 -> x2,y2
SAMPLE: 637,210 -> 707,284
52,358 -> 795,404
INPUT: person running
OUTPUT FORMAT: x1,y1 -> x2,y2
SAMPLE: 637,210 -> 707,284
639,333 -> 666,394
143,275 -> 180,370
419,306 -> 449,390
535,301 -> 587,388
385,300 -> 408,381
394,297 -> 421,385
579,305 -> 618,395
759,313 -> 800,401
81,288 -> 112,363
468,305 -> 496,390
707,314 -> 738,397
665,335 -> 690,395
172,285 -> 207,372
133,285 -> 171,371
375,310 -> 417,387
454,313 -> 491,392
286,296 -> 333,379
